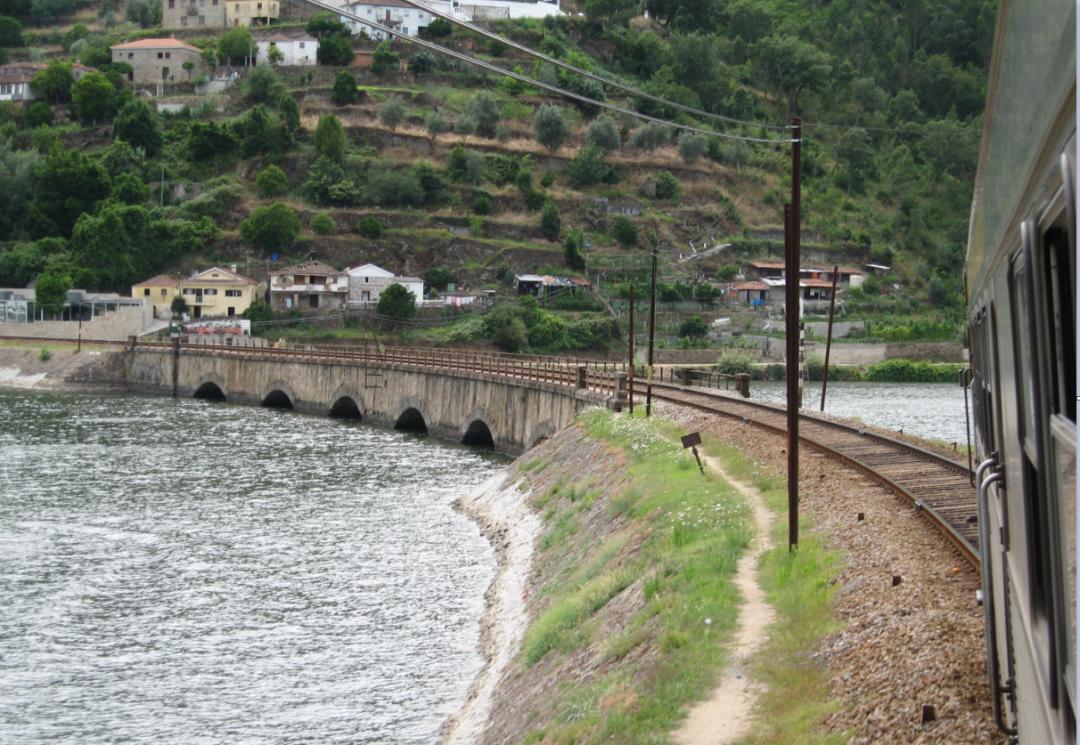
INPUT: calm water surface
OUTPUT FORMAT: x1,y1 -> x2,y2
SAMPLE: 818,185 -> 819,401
751,380 -> 970,444
0,391 -> 505,744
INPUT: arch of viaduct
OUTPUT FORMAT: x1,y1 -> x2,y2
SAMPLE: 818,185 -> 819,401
126,347 -> 611,455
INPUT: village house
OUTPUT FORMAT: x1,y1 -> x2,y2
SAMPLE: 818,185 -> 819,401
0,62 -> 92,103
514,274 -> 592,299
748,259 -> 865,288
111,38 -> 203,84
345,263 -> 423,306
132,266 -> 260,319
269,260 -> 349,311
162,0 -> 279,29
255,32 -> 319,65
340,0 -> 433,40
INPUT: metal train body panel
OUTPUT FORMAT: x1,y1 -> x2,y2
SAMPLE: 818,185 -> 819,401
966,1 -> 1077,743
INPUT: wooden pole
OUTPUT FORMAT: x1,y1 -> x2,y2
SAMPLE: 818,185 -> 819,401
820,263 -> 840,411
645,245 -> 658,417
786,119 -> 801,551
628,284 -> 635,413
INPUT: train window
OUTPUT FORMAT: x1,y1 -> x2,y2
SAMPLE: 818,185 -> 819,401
1010,254 -> 1038,449
1042,220 -> 1076,422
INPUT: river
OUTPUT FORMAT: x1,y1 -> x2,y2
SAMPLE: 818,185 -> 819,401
750,380 -> 970,444
0,390 -> 506,744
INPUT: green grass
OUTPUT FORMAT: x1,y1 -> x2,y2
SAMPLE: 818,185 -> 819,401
703,440 -> 848,745
515,409 -> 754,741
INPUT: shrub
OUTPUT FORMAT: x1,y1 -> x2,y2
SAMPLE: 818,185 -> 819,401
313,115 -> 346,163
716,351 -> 753,375
255,164 -> 287,197
247,65 -> 283,103
379,96 -> 405,130
472,190 -> 492,215
540,200 -> 561,241
628,122 -> 668,151
425,266 -> 453,290
371,40 -> 399,74
317,35 -> 354,66
565,144 -> 608,187
25,100 -> 52,128
376,282 -> 417,319
678,315 -> 708,339
239,202 -> 300,252
586,115 -> 620,153
485,306 -> 529,352
678,132 -> 709,163
310,211 -> 336,235
358,215 -> 384,238
468,91 -> 500,138
612,217 -> 637,247
563,228 -> 585,270
112,99 -> 162,156
532,104 -> 569,152
655,171 -> 681,200
38,347 -> 52,362
330,70 -> 359,105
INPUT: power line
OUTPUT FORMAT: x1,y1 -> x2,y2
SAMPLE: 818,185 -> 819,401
298,0 -> 796,145
385,0 -> 794,134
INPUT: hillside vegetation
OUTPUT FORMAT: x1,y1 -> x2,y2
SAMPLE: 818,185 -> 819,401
0,0 -> 990,351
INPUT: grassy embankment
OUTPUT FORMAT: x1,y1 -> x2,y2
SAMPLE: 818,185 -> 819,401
513,409 -> 845,742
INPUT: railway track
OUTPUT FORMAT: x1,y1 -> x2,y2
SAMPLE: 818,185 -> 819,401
640,381 -> 980,570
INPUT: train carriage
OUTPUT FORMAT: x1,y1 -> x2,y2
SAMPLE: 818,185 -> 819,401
966,1 -> 1077,742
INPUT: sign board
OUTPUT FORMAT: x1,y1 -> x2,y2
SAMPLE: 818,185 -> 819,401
681,432 -> 702,449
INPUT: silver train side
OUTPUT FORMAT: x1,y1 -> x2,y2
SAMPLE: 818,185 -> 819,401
966,2 -> 1077,743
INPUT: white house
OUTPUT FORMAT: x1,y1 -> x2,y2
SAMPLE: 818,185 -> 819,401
256,33 -> 319,65
0,62 -> 93,102
340,0 -> 433,39
346,263 -> 424,305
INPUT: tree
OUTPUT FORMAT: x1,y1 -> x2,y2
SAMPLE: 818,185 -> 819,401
468,91 -> 500,138
30,60 -> 73,103
424,109 -> 448,147
678,315 -> 708,339
628,121 -> 668,151
317,35 -> 354,66
371,41 -> 399,75
218,28 -> 255,66
586,115 -> 620,153
331,69 -> 359,105
278,94 -> 300,133
834,129 -> 876,193
112,99 -> 161,155
307,11 -> 349,38
170,294 -> 187,318
28,145 -> 110,238
0,135 -> 40,240
409,50 -> 435,75
99,139 -> 143,179
255,164 -> 287,197
376,282 -> 417,319
314,115 -> 346,163
563,229 -> 585,270
753,35 -> 832,119
358,215 -> 384,238
379,96 -> 405,130
186,120 -> 239,162
266,44 -> 284,65
425,266 -> 453,291
612,216 -> 637,247
918,117 -> 979,182
239,202 -> 300,253
654,171 -> 681,199
30,0 -> 76,24
532,104 -> 569,152
0,16 -> 23,47
110,172 -> 149,204
25,100 -> 52,128
540,201 -> 561,241
69,202 -> 152,288
565,145 -> 608,187
420,17 -> 452,39
125,0 -> 160,28
34,266 -> 71,315
242,300 -> 272,323
310,212 -> 336,235
677,132 -> 708,163
247,65 -> 282,103
485,305 -> 528,352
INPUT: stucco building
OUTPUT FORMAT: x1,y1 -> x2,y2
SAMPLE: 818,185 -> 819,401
340,0 -> 433,40
269,261 -> 348,311
162,0 -> 279,29
255,32 -> 319,65
111,38 -> 203,84
345,263 -> 423,305
132,266 -> 260,319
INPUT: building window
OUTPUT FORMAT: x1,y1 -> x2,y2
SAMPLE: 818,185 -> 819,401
182,289 -> 195,296
158,52 -> 164,58
225,289 -> 242,297
198,15 -> 205,23
257,2 -> 262,9
161,289 -> 168,297
169,0 -> 175,6
165,52 -> 171,58
181,15 -> 188,25
143,288 -> 150,296
299,41 -> 305,48
128,52 -> 134,59
205,288 -> 218,296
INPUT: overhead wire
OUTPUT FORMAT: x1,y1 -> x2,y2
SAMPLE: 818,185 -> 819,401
297,0 -> 796,144
372,0 -> 794,134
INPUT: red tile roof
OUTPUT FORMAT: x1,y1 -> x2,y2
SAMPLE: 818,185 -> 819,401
133,274 -> 181,288
733,280 -> 769,291
111,38 -> 201,53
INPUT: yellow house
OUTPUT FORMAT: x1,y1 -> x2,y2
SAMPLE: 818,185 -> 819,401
132,266 -> 260,319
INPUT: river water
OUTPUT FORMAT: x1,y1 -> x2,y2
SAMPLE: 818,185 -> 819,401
750,381 -> 970,444
0,391 -> 506,744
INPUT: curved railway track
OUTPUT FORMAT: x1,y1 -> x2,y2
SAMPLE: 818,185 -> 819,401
640,381 -> 980,570
2,335 -> 979,569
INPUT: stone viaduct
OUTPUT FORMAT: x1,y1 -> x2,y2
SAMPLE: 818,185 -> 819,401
125,345 -> 615,455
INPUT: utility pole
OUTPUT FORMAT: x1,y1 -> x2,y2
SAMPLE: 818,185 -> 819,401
786,118 -> 801,551
645,243 -> 658,417
628,283 -> 635,414
820,263 -> 840,411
